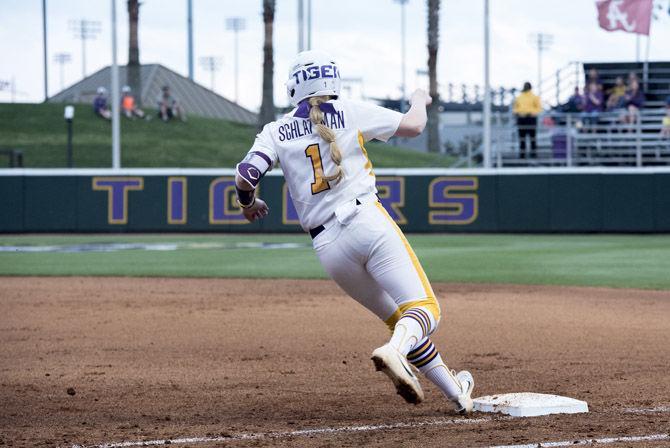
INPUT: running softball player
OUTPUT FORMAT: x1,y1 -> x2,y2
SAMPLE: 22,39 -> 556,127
235,50 -> 474,413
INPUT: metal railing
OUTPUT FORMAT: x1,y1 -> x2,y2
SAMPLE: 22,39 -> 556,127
490,109 -> 670,167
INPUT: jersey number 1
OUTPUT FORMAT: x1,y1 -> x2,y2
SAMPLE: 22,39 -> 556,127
305,144 -> 331,195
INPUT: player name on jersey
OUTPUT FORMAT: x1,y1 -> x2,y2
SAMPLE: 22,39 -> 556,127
277,111 -> 346,142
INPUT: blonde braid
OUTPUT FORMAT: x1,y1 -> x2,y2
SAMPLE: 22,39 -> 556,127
308,96 -> 344,183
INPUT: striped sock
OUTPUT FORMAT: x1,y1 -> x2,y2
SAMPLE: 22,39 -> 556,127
388,307 -> 435,355
408,339 -> 462,400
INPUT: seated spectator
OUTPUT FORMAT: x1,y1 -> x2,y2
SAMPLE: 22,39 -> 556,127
661,97 -> 670,138
157,85 -> 186,122
587,68 -> 603,92
606,76 -> 626,111
580,82 -> 603,131
620,79 -> 645,125
562,87 -> 584,113
121,85 -> 146,119
93,87 -> 111,120
628,71 -> 639,84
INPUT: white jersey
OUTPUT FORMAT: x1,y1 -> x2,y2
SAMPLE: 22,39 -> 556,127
247,99 -> 403,231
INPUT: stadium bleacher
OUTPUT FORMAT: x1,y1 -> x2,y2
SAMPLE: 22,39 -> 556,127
496,61 -> 670,167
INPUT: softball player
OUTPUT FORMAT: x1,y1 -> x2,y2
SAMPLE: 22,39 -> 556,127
235,50 -> 474,414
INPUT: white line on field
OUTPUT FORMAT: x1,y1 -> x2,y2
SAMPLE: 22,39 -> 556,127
70,406 -> 670,448
487,433 -> 670,448
70,416 -> 503,448
624,406 -> 670,414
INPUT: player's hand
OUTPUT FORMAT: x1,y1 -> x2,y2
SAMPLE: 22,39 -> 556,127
409,89 -> 432,107
242,198 -> 269,222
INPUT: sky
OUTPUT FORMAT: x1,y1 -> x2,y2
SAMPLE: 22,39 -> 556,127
1,0 -> 669,111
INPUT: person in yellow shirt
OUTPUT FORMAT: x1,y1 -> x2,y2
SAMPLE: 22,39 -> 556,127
662,97 -> 670,139
513,82 -> 542,159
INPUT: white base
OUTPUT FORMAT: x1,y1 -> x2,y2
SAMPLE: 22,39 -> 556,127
473,392 -> 588,417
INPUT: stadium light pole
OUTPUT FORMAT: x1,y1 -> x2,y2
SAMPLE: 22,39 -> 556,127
53,53 -> 71,91
226,17 -> 246,103
110,0 -> 121,170
306,0 -> 312,50
187,0 -> 194,80
298,0 -> 304,52
70,19 -> 101,79
483,0 -> 492,169
199,56 -> 222,91
42,0 -> 48,101
394,0 -> 409,113
528,32 -> 553,96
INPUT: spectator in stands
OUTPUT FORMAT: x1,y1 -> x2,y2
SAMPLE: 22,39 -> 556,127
562,87 -> 584,113
620,78 -> 645,125
513,82 -> 542,159
587,68 -> 603,91
121,85 -> 146,120
157,85 -> 186,122
93,87 -> 111,120
606,76 -> 627,111
661,97 -> 670,138
580,82 -> 604,132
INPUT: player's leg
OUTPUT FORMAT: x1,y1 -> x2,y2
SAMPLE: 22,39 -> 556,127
313,225 -> 425,404
366,202 -> 474,413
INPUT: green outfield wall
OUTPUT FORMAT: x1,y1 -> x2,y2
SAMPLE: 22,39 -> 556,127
1,169 -> 669,233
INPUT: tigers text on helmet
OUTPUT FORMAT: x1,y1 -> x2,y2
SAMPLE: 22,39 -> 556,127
286,50 -> 341,107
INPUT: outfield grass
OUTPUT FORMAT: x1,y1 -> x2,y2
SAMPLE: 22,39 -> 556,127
1,234 -> 669,290
0,103 -> 455,168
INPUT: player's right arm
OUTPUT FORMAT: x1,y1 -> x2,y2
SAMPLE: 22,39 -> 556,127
395,89 -> 432,137
235,124 -> 278,222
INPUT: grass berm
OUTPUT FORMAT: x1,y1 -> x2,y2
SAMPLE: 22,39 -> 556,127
0,103 -> 455,168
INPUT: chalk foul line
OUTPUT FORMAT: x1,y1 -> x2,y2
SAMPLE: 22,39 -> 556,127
70,416 -> 502,448
488,433 -> 670,448
70,406 -> 670,448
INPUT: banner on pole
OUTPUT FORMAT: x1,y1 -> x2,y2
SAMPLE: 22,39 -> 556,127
596,0 -> 653,36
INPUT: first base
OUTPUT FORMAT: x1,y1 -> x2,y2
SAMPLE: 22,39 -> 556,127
473,393 -> 588,417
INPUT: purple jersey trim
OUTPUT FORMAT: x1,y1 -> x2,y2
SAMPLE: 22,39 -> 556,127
293,100 -> 337,119
250,151 -> 272,166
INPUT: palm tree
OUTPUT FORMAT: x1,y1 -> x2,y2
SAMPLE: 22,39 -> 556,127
258,0 -> 276,129
426,0 -> 440,152
127,0 -> 141,105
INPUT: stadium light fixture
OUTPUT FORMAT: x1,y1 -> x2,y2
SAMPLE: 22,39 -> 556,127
69,18 -> 102,79
226,17 -> 246,104
528,33 -> 554,96
53,53 -> 72,91
199,56 -> 223,91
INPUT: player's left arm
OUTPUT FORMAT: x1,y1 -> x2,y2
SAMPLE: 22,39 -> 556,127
235,125 -> 277,222
235,170 -> 269,223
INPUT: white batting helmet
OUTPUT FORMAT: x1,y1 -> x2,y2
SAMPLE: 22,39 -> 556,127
286,50 -> 341,106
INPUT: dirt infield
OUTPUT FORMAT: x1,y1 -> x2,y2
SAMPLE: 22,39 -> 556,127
1,277 -> 669,448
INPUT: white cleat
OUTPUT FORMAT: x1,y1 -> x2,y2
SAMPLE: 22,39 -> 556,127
371,344 -> 424,405
453,370 -> 475,414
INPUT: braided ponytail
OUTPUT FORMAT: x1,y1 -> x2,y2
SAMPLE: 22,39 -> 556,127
308,96 -> 344,183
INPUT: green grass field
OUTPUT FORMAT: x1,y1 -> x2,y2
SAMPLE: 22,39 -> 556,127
0,103 -> 455,168
1,234 -> 669,290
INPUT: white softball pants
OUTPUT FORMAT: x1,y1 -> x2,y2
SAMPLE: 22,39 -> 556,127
312,196 -> 440,330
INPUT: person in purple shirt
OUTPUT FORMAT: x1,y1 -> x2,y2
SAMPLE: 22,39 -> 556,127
563,87 -> 584,113
580,82 -> 603,131
620,79 -> 645,125
92,87 -> 111,120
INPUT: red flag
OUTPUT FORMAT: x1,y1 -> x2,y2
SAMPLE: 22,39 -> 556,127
596,0 -> 653,35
